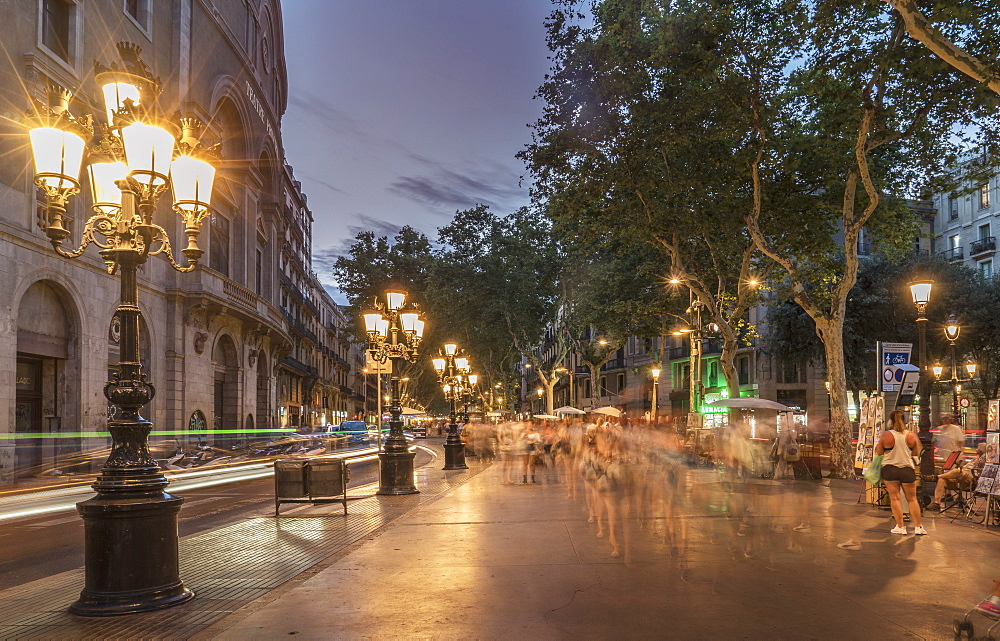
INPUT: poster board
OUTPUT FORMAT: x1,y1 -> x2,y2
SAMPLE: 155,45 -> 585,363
976,464 -> 998,494
987,433 -> 999,465
989,400 -> 1000,433
855,396 -> 885,472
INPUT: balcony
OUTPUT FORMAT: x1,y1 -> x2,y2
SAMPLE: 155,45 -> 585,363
281,309 -> 319,344
970,236 -> 996,257
600,359 -> 626,371
281,356 -> 318,377
669,346 -> 690,360
939,246 -> 964,261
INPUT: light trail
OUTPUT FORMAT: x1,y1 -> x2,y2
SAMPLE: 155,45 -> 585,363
0,446 -> 420,523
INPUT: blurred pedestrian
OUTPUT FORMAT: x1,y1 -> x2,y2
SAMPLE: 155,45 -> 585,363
520,422 -> 543,483
934,413 -> 966,459
496,421 -> 519,484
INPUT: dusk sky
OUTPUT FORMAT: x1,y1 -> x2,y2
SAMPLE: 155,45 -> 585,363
280,1 -> 556,299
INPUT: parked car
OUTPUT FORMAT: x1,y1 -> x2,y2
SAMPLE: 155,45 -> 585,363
326,420 -> 373,444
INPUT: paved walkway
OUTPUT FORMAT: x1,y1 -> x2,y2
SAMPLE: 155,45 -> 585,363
201,460 -> 997,640
2,449 -> 998,639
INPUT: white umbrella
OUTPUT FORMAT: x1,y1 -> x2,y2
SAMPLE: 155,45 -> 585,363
401,407 -> 425,416
554,406 -> 586,415
590,406 -> 622,417
707,398 -> 791,411
533,414 -> 559,420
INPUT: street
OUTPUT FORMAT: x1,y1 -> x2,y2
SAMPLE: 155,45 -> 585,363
0,446 -> 435,592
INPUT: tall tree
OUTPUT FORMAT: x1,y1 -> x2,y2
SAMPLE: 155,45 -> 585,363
522,0 -> 774,412
741,1 -> 1000,475
560,233 -> 683,408
332,226 -> 439,410
884,0 -> 1000,95
427,206 -> 567,414
525,0 -> 1000,475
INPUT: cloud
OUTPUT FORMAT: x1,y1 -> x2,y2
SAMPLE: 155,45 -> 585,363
299,173 -> 350,197
347,214 -> 402,239
311,214 -> 401,270
388,161 -> 526,213
288,92 -> 420,160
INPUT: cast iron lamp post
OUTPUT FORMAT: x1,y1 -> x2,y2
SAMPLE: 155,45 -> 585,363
933,314 -> 978,420
462,374 -> 479,422
651,367 -> 661,423
432,344 -> 470,469
25,42 -> 217,615
555,365 -> 578,408
908,278 -> 935,493
363,290 -> 425,494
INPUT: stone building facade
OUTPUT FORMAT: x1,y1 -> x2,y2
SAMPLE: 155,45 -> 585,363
0,0 -> 350,480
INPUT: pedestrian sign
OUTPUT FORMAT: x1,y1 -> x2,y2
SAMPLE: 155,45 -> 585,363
878,342 -> 913,393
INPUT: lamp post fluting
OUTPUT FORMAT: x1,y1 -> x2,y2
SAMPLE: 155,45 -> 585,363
908,278 -> 935,495
433,344 -> 470,470
364,290 -> 425,494
25,42 -> 218,616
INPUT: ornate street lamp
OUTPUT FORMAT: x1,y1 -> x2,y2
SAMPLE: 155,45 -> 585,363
935,314 -> 977,420
462,374 -> 479,423
24,43 -> 219,616
432,344 -> 470,469
908,277 -> 935,492
364,289 -> 425,493
651,367 -> 661,423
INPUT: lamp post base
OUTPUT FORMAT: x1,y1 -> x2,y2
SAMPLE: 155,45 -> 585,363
443,440 -> 468,470
71,492 -> 192,616
378,450 -> 418,495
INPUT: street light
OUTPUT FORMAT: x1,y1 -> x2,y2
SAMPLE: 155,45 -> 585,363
432,343 -> 471,469
364,288 -> 425,494
676,296 -> 706,432
908,277 -> 935,492
935,314 -> 978,420
651,367 -> 661,423
24,43 -> 218,616
555,366 -> 577,408
460,373 -> 479,424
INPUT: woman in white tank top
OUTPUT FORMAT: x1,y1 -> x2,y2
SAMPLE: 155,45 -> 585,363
875,410 -> 925,535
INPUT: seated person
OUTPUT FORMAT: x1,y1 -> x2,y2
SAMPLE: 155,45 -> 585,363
928,447 -> 980,511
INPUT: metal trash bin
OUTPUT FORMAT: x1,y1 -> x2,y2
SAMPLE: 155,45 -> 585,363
274,458 -> 349,516
274,460 -> 308,500
308,458 -> 349,498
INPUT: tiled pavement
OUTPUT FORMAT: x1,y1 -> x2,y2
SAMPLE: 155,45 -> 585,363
0,447 -> 488,640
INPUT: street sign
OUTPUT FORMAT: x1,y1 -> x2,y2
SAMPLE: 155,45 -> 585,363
878,342 -> 913,393
960,397 -> 971,409
365,355 -> 392,374
894,364 -> 920,407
